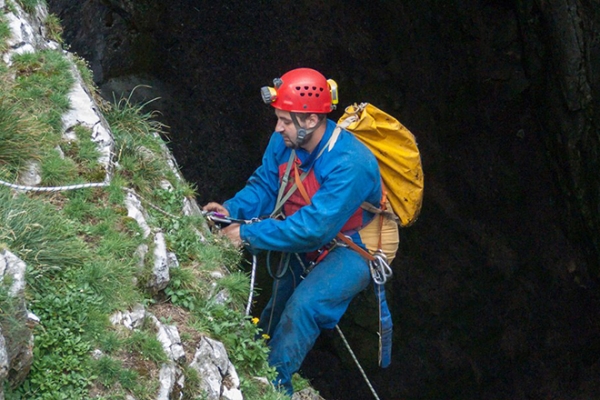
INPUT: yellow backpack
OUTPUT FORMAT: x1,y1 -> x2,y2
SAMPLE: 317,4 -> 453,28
338,103 -> 424,227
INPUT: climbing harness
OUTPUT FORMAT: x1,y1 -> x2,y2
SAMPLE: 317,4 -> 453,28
265,149 -> 393,399
302,238 -> 346,278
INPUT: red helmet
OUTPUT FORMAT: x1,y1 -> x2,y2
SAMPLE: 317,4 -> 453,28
261,68 -> 338,113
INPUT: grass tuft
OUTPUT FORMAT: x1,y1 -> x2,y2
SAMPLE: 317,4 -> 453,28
0,97 -> 49,170
44,13 -> 63,45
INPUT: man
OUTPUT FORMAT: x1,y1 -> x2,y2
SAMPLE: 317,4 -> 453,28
203,67 -> 382,395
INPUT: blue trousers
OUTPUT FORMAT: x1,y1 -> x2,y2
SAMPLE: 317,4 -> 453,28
258,247 -> 371,395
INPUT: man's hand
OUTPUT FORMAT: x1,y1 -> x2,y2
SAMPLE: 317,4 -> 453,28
202,202 -> 229,216
202,203 -> 245,247
221,223 -> 242,247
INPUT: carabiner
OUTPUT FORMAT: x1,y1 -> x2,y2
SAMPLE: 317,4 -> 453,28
369,251 -> 393,285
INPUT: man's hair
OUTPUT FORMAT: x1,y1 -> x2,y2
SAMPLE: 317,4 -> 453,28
296,113 -> 327,123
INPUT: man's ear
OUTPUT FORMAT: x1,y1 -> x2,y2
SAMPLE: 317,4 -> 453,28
306,114 -> 320,129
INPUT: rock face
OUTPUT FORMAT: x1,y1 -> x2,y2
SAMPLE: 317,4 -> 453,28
41,0 -> 600,399
110,306 -> 243,400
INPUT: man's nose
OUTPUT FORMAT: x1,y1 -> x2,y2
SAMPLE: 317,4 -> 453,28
275,120 -> 285,133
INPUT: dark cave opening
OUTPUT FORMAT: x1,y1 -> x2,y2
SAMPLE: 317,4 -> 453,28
47,0 -> 600,399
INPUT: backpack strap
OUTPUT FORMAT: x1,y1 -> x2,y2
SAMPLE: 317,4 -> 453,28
271,150 -> 297,219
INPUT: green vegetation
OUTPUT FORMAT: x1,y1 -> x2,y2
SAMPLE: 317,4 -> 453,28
0,15 -> 11,53
44,13 -> 63,45
0,97 -> 47,171
0,16 -> 290,399
0,49 -> 76,186
15,0 -> 43,14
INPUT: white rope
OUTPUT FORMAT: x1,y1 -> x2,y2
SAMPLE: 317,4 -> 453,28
0,179 -> 109,192
335,324 -> 382,400
0,179 -> 186,221
245,254 -> 258,316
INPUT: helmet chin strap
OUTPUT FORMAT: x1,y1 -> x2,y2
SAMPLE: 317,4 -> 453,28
290,112 -> 322,148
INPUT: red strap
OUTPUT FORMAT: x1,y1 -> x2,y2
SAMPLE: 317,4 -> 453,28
293,162 -> 375,262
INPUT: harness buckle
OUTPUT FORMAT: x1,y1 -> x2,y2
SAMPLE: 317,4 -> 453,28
333,236 -> 350,248
302,239 -> 341,278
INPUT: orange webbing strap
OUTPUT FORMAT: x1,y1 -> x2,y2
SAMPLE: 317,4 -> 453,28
335,233 -> 375,261
293,162 -> 375,262
293,163 -> 312,207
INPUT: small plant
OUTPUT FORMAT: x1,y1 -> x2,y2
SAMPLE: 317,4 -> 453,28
0,288 -> 31,381
96,330 -> 122,354
94,355 -> 140,390
181,365 -> 201,400
291,374 -> 313,393
197,302 -> 275,379
44,13 -> 63,45
106,87 -> 167,141
0,188 -> 89,271
165,278 -> 197,311
215,271 -> 251,306
164,266 -> 203,311
62,125 -> 102,167
73,56 -> 95,89
124,329 -> 168,364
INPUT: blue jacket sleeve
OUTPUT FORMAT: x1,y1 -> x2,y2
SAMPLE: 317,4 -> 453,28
240,134 -> 381,253
223,133 -> 284,220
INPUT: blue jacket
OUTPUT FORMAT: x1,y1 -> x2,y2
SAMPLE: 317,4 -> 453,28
224,119 -> 381,254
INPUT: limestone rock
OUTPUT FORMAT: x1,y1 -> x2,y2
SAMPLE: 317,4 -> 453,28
124,191 -> 152,238
0,249 -> 26,297
157,362 -> 183,400
16,161 -> 41,188
189,336 -> 241,400
0,330 -> 8,395
148,230 -> 170,292
292,388 -> 326,400
156,321 -> 186,364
